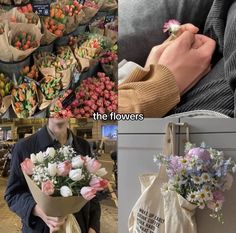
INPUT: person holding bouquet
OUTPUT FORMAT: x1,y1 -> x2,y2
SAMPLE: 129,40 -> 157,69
5,119 -> 100,233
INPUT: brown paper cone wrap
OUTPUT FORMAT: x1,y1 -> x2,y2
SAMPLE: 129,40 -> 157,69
38,88 -> 52,111
9,24 -> 42,61
6,8 -> 27,25
58,68 -> 72,89
39,66 -> 56,77
65,11 -> 85,34
81,7 -> 98,24
89,26 -> 104,36
0,95 -> 11,114
0,22 -> 12,62
25,13 -> 41,29
105,28 -> 117,44
41,22 -> 58,45
100,0 -> 118,11
23,172 -> 88,217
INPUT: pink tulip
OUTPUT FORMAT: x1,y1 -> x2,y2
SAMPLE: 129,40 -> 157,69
21,158 -> 34,175
89,177 -> 109,191
41,180 -> 55,196
86,158 -> 101,173
57,161 -> 72,176
81,187 -> 97,200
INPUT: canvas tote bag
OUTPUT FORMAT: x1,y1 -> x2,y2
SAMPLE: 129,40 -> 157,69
128,122 -> 197,233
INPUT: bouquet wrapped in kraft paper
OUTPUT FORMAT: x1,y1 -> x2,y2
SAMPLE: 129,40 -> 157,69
41,17 -> 65,45
74,34 -> 111,72
8,23 -> 42,62
89,16 -> 105,35
81,0 -> 105,24
100,0 -> 118,11
38,75 -> 62,110
0,21 -> 12,62
11,82 -> 38,118
36,51 -> 74,89
104,19 -> 117,44
21,145 -> 109,233
60,0 -> 85,34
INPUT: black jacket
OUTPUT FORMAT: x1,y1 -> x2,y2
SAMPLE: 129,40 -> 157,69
4,126 -> 101,233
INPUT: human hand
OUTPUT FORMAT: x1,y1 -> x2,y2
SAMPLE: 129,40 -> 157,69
145,24 -> 199,69
33,204 -> 66,232
158,31 -> 216,94
88,227 -> 96,233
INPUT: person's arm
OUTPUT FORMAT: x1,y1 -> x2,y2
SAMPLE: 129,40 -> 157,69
118,64 -> 180,117
4,143 -> 44,232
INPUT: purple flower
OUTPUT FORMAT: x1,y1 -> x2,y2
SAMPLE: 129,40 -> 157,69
163,19 -> 181,33
187,147 -> 211,162
213,191 -> 225,203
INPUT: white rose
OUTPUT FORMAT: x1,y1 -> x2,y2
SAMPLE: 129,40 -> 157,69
60,186 -> 73,197
36,151 -> 44,163
63,146 -> 70,156
46,147 -> 56,158
96,168 -> 107,177
72,156 -> 84,168
48,163 -> 57,177
30,153 -> 37,164
69,169 -> 84,181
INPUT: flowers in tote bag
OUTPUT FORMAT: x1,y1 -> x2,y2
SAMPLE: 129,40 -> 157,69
154,142 -> 236,223
21,145 -> 108,201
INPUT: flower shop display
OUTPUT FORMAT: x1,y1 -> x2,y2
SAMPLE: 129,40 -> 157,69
99,49 -> 117,76
154,142 -> 236,223
51,72 -> 117,118
20,145 -> 108,230
89,16 -> 106,35
0,0 -> 117,118
100,0 -> 117,11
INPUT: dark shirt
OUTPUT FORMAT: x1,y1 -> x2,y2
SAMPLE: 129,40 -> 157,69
4,126 -> 101,233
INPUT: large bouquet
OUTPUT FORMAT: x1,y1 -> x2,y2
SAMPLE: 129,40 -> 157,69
21,145 -> 108,200
154,142 -> 236,223
21,145 -> 108,232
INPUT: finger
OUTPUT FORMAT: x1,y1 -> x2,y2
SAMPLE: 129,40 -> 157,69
175,31 -> 195,49
47,216 -> 66,222
47,219 -> 65,228
196,35 -> 216,55
192,35 -> 204,49
179,23 -> 199,34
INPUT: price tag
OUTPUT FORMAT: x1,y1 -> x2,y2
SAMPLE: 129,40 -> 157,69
62,91 -> 76,108
33,4 -> 50,16
105,15 -> 115,24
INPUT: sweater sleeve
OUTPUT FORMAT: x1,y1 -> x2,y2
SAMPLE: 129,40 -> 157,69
118,64 -> 180,117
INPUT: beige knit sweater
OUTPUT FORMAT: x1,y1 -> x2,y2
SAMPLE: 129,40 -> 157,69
118,64 -> 180,117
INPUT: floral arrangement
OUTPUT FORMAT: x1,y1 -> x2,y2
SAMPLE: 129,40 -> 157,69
11,82 -> 37,118
163,19 -> 180,35
154,142 -> 236,223
21,145 -> 108,200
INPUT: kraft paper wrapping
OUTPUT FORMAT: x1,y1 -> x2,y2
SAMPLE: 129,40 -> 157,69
0,95 -> 11,114
23,172 -> 88,217
58,68 -> 72,89
38,88 -> 52,111
41,22 -> 58,45
8,23 -> 42,61
100,0 -> 118,11
0,22 -> 12,62
65,10 -> 85,34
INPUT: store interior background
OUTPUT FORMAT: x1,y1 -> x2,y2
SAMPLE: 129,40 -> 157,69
0,118 -> 117,233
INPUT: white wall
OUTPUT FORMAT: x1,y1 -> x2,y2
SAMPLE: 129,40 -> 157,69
118,119 -> 236,233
